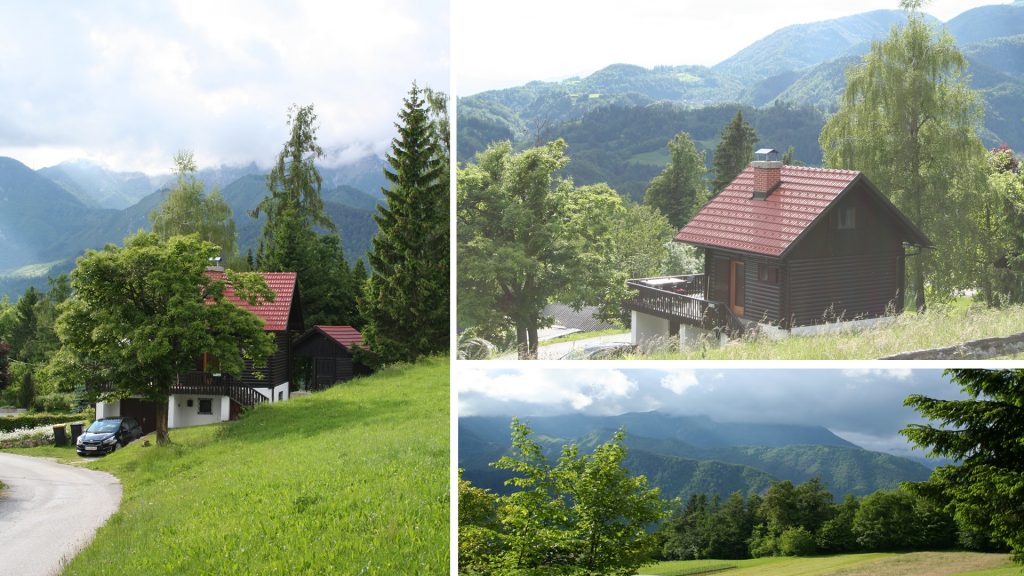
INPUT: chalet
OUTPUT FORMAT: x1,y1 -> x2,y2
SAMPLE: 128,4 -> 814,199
95,270 -> 303,434
292,325 -> 366,390
626,149 -> 932,345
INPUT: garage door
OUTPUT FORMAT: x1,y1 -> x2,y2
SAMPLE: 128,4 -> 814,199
118,398 -> 162,435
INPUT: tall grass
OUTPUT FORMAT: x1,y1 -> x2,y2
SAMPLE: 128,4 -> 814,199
639,552 -> 1014,576
63,357 -> 449,576
632,302 -> 1024,360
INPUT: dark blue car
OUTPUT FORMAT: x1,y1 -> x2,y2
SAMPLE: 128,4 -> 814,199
75,417 -> 142,456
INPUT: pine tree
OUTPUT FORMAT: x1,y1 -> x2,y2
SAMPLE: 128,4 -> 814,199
360,83 -> 449,364
712,110 -> 759,194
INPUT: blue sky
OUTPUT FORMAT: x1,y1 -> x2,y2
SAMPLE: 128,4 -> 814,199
457,367 -> 972,458
0,1 -> 449,173
454,0 -> 1008,95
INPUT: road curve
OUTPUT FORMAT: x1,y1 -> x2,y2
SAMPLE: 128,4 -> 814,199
0,453 -> 121,576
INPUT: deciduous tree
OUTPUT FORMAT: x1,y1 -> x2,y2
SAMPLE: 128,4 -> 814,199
150,151 -> 238,261
819,2 -> 987,310
643,131 -> 708,228
52,233 -> 276,445
458,140 -> 624,358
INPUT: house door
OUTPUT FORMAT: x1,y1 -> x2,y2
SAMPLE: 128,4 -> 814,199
314,357 -> 335,390
729,260 -> 745,316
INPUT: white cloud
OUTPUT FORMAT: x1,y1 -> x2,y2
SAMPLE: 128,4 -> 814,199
458,367 -> 639,415
0,0 -> 448,173
842,368 -> 914,381
660,370 -> 699,395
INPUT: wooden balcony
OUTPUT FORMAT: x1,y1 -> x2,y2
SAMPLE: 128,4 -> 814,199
624,274 -> 746,335
91,372 -> 271,407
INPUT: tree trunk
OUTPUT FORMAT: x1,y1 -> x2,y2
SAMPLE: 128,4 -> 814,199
914,259 -> 926,313
155,395 -> 171,446
527,319 -> 539,360
516,323 -> 530,360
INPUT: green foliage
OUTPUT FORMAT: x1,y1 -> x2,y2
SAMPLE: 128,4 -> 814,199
975,146 -> 1024,305
149,151 -> 238,260
851,490 -> 921,551
778,527 -> 817,557
52,232 -> 276,445
820,9 -> 988,309
361,84 -> 449,365
902,369 -> 1024,564
643,132 -> 708,228
61,357 -> 449,575
0,410 -> 90,432
712,111 -> 759,194
816,496 -> 859,554
457,140 -> 624,358
463,420 -> 668,575
16,371 -> 34,410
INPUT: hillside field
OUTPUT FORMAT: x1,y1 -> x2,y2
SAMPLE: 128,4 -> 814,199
639,552 -> 1017,576
50,358 -> 448,575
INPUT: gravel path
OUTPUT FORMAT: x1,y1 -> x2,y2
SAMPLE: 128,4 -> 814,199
0,453 -> 121,576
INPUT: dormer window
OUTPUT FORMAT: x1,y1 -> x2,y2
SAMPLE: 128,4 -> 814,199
838,207 -> 856,230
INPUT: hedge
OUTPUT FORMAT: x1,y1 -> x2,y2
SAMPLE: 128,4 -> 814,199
0,412 -> 90,432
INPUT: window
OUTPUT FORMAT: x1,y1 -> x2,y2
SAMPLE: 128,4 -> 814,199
758,263 -> 780,284
198,398 -> 213,415
838,206 -> 856,230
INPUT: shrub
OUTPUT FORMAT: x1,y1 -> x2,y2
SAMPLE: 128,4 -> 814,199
0,411 -> 90,433
32,392 -> 76,413
778,527 -> 817,556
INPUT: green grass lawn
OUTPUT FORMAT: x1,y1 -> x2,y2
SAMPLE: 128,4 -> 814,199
638,552 -> 1016,576
52,357 -> 448,575
633,301 -> 1024,360
539,327 -> 628,347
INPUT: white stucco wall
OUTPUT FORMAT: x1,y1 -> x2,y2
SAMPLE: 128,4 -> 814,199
254,383 -> 288,403
95,400 -> 120,419
167,394 -> 229,429
631,311 -> 669,345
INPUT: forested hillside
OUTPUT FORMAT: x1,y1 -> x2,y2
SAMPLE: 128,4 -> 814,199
458,413 -> 930,502
0,156 -> 385,298
457,3 -> 1024,191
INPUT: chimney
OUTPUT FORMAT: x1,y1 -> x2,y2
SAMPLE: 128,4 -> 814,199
206,256 -> 224,272
751,148 -> 782,199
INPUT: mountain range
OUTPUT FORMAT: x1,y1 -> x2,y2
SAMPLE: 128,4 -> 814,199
459,412 -> 933,502
0,156 -> 388,299
458,3 -> 1024,200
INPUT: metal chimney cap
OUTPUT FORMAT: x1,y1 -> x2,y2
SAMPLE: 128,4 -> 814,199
755,148 -> 780,161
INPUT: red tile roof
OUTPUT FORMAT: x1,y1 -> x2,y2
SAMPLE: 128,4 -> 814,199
676,165 -> 862,257
206,271 -> 297,332
315,325 -> 364,349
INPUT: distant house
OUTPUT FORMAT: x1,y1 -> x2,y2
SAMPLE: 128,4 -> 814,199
292,325 -> 366,390
96,270 -> 303,434
625,149 -> 932,345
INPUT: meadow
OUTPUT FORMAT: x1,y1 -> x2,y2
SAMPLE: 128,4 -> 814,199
631,301 -> 1024,360
10,358 -> 449,575
638,552 -> 1017,576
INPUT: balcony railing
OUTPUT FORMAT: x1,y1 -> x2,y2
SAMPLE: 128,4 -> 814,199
624,274 -> 746,335
91,372 -> 271,407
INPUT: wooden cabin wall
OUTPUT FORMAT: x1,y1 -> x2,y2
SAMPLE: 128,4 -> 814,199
786,252 -> 904,326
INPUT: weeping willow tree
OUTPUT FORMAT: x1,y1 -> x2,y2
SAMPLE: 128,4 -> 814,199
819,0 -> 988,311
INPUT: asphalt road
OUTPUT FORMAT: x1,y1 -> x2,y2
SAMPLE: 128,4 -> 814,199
0,453 -> 121,576
498,331 -> 633,360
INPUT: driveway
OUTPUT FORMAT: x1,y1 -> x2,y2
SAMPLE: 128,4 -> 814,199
0,453 -> 121,576
499,331 -> 633,360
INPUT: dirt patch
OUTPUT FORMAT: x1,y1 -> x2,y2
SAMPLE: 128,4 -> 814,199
823,552 -> 1011,576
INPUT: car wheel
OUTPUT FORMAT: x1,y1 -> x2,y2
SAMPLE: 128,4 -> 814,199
114,441 -> 122,451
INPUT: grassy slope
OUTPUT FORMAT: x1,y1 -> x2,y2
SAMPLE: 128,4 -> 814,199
64,358 -> 448,576
633,302 -> 1024,360
640,552 -> 1016,576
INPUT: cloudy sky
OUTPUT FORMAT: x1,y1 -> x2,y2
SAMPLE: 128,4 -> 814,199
454,0 -> 1008,95
458,366 -> 974,458
0,1 -> 449,174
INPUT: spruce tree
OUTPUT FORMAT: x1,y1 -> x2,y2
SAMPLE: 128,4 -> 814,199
712,110 -> 759,194
360,83 -> 449,364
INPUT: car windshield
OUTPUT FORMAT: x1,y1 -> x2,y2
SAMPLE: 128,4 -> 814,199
86,420 -> 120,434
